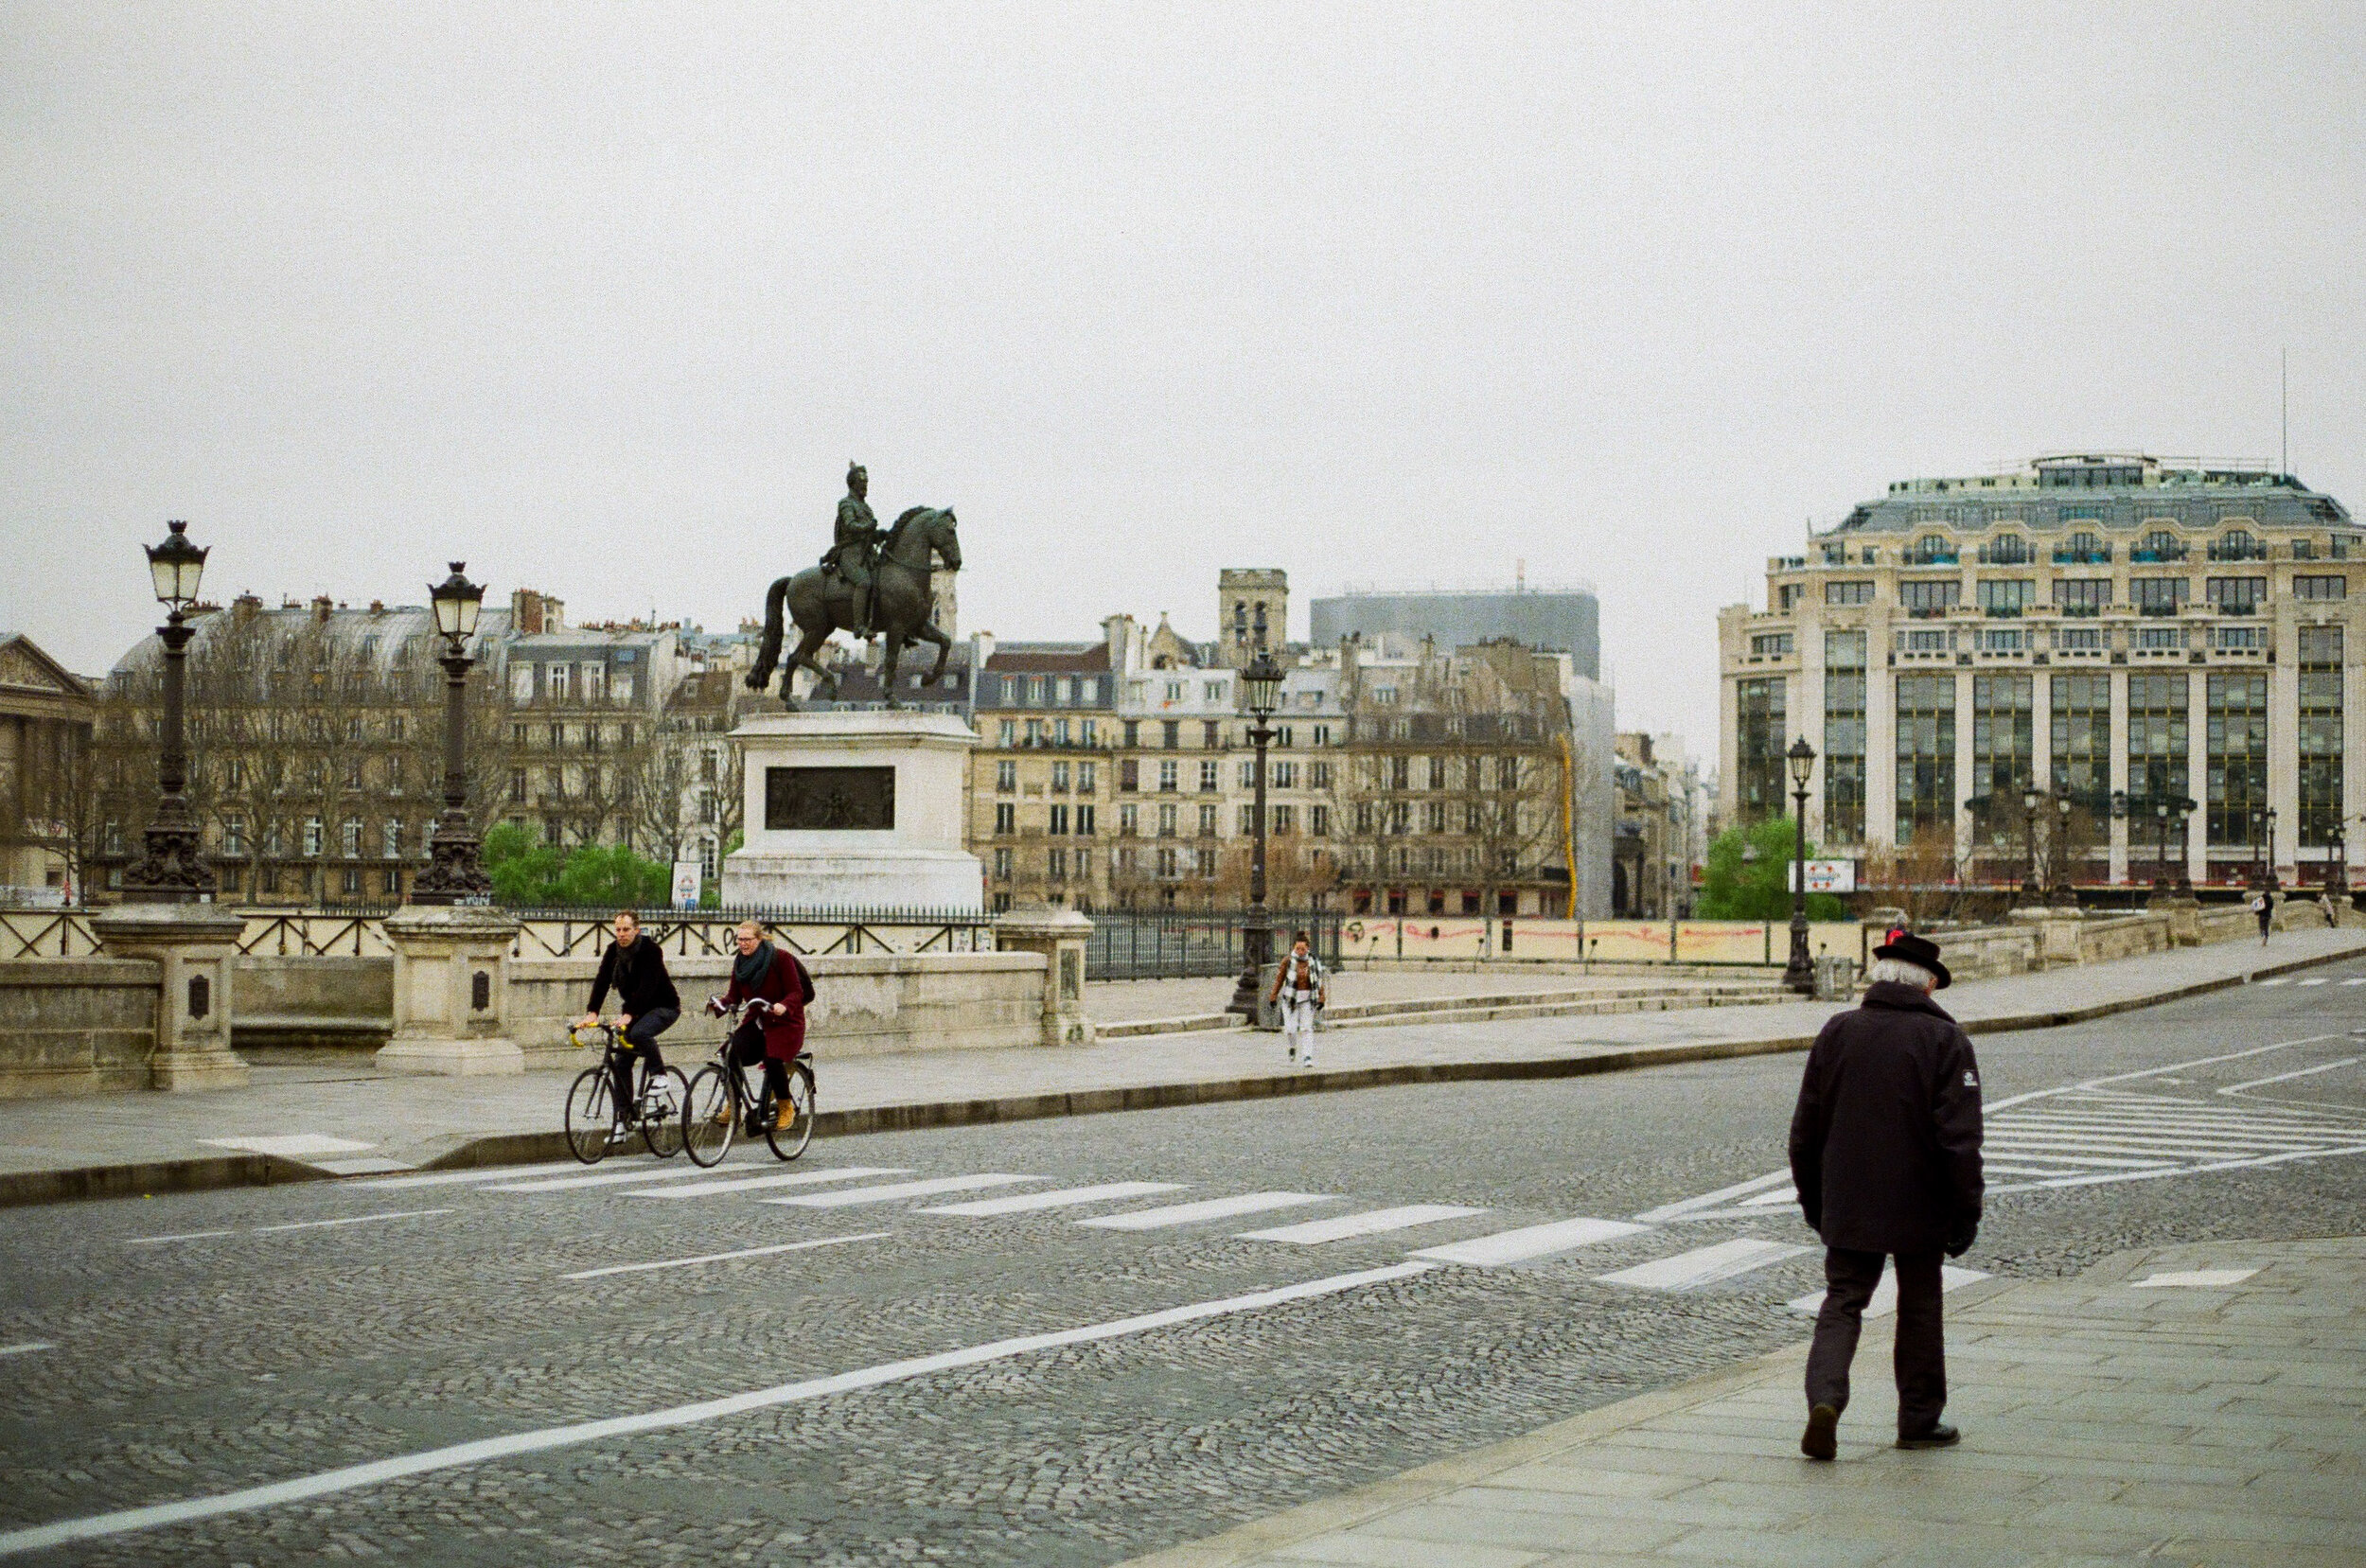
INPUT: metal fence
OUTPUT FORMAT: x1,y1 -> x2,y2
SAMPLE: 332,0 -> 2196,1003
1086,910 -> 1343,982
506,906 -> 997,960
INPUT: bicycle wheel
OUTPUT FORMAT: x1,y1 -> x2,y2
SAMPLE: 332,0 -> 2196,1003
765,1059 -> 816,1161
564,1066 -> 615,1165
682,1065 -> 737,1168
639,1067 -> 692,1159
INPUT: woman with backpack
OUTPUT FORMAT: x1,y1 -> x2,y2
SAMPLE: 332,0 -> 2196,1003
708,920 -> 815,1131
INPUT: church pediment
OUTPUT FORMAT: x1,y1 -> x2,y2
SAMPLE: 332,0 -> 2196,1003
0,636 -> 89,698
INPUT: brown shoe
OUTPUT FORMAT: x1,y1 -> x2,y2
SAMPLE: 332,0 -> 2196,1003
1801,1403 -> 1839,1461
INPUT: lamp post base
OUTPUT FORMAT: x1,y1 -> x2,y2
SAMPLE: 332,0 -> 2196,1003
1227,914 -> 1274,1024
1782,915 -> 1814,995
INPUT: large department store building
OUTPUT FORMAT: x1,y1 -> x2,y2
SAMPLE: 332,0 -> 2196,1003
1719,454 -> 2361,890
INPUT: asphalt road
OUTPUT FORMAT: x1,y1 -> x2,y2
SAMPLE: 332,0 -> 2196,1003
4,962 -> 2363,1566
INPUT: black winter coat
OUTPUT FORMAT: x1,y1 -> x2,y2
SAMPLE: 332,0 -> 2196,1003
1788,981 -> 1985,1254
587,939 -> 681,1020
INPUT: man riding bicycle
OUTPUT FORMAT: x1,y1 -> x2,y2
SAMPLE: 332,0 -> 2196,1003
576,909 -> 680,1138
708,920 -> 815,1131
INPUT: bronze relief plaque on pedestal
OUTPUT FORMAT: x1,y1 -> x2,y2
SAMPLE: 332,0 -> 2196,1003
765,766 -> 896,831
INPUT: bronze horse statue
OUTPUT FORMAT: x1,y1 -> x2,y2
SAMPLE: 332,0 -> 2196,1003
746,505 -> 962,708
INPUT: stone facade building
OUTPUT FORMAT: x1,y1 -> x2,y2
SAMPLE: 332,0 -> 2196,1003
0,633 -> 95,901
1719,454 -> 2362,890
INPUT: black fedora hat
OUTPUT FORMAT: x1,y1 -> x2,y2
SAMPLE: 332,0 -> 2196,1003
1872,930 -> 1951,990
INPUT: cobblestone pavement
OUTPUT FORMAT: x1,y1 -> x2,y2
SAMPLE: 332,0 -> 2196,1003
1,963 -> 2361,1565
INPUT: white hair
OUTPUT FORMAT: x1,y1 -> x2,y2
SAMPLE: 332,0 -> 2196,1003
1868,958 -> 1938,991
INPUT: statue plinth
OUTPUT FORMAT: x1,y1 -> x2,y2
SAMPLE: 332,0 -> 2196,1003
723,711 -> 982,911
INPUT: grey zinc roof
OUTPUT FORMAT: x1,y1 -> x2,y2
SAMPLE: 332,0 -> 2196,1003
1832,463 -> 2350,535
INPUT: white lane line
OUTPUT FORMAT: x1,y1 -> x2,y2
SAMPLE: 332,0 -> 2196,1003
1597,1238 -> 1810,1292
0,1343 -> 55,1358
766,1174 -> 1042,1209
1409,1216 -> 1648,1267
2297,978 -> 2330,987
563,1232 -> 890,1279
1633,1170 -> 1793,1224
2218,1058 -> 2360,1096
124,1230 -> 238,1247
627,1167 -> 912,1199
1236,1205 -> 1490,1244
486,1166 -> 710,1193
1791,1263 -> 1988,1318
1074,1191 -> 1336,1231
1984,1032 -> 2349,1113
2255,977 -> 2293,987
2131,1268 -> 2259,1289
2344,978 -> 2366,986
919,1181 -> 1186,1217
1737,1186 -> 1798,1207
0,1260 -> 1437,1559
353,1162 -> 583,1189
250,1208 -> 452,1235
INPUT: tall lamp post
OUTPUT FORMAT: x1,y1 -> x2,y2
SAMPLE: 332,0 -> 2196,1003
2018,784 -> 2043,907
1226,651 -> 1285,1018
2329,821 -> 2349,899
2151,799 -> 2173,896
408,564 -> 494,906
1783,737 -> 1815,995
2049,789 -> 2076,907
2266,806 -> 2280,892
122,521 -> 213,902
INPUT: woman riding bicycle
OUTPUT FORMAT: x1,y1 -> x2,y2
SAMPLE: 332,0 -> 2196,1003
708,920 -> 814,1130
576,909 -> 680,1131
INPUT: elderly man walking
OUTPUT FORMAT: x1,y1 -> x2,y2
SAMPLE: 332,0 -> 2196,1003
1789,930 -> 1985,1460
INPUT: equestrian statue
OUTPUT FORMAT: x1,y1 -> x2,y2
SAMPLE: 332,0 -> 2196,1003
745,463 -> 962,709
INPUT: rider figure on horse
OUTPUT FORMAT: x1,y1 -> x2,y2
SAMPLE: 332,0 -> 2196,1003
821,463 -> 880,639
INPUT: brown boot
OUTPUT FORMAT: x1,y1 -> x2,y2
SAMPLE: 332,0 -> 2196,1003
1801,1403 -> 1839,1461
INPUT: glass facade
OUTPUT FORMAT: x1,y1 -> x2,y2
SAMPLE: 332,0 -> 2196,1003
2127,673 -> 2189,808
1895,674 -> 1956,845
1970,674 -> 2034,847
2300,626 -> 2343,849
2050,673 -> 2111,802
1737,677 -> 1787,824
1823,631 -> 1866,844
2205,671 -> 2269,848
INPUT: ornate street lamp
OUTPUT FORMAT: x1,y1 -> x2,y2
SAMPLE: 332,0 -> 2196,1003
2266,805 -> 2280,892
122,521 -> 213,902
1227,650 -> 1286,1018
408,563 -> 494,905
2151,798 -> 2173,896
1783,737 -> 1815,995
2018,784 -> 2043,907
2050,788 -> 2076,907
2329,821 -> 2349,899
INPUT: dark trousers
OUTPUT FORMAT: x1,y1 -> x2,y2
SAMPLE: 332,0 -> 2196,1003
609,1008 -> 678,1117
729,1017 -> 791,1106
1805,1247 -> 1947,1434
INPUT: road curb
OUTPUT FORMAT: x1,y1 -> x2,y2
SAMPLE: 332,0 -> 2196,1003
9,938 -> 2361,1207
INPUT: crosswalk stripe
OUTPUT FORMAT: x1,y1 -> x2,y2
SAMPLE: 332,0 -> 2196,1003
918,1181 -> 1186,1217
1982,1150 -> 2177,1170
485,1166 -> 709,1193
1991,1131 -> 2313,1156
1075,1192 -> 1335,1231
1790,1263 -> 1987,1318
2343,978 -> 2366,986
1597,1238 -> 1810,1291
765,1174 -> 1042,1208
2256,977 -> 2292,987
562,1232 -> 890,1279
2298,978 -> 2330,987
1235,1205 -> 1489,1244
1409,1216 -> 1647,1267
0,1342 -> 56,1357
353,1161 -> 584,1189
626,1167 -> 910,1199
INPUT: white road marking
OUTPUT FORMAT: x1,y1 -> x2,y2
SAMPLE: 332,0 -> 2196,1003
1597,1238 -> 1810,1292
2256,977 -> 2292,987
1409,1216 -> 1648,1267
124,1230 -> 238,1246
919,1181 -> 1186,1216
2343,978 -> 2366,986
2218,1058 -> 2360,1096
627,1167 -> 911,1199
0,1343 -> 54,1357
1738,1186 -> 1799,1207
2131,1268 -> 2258,1289
200,1135 -> 377,1157
1986,1142 -> 2366,1193
352,1161 -> 583,1189
1236,1205 -> 1489,1244
563,1232 -> 890,1279
0,1260 -> 1436,1558
1790,1263 -> 1988,1318
486,1166 -> 710,1193
1633,1170 -> 1793,1224
1076,1192 -> 1336,1231
249,1208 -> 452,1234
767,1174 -> 1042,1208
2297,978 -> 2330,987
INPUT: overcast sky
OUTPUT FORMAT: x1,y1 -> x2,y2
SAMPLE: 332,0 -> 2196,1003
5,3 -> 2362,755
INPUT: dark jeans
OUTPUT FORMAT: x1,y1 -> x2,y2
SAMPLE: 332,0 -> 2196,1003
1805,1247 -> 1947,1435
729,1017 -> 791,1108
609,1007 -> 678,1118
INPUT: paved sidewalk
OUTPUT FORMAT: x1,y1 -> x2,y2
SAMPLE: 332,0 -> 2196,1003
1122,1237 -> 2366,1568
1,926 -> 2360,1204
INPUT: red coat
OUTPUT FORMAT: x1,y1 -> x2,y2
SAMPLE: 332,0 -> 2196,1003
720,943 -> 812,1060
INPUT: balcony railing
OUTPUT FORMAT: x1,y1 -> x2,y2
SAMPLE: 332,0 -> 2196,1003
2129,547 -> 2189,563
2052,547 -> 2112,564
2056,602 -> 2104,618
1981,605 -> 2024,619
1901,552 -> 1960,567
2206,542 -> 2269,562
2137,602 -> 2183,617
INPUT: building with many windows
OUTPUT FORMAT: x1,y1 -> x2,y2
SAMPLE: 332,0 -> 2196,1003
1719,454 -> 2361,889
0,633 -> 94,901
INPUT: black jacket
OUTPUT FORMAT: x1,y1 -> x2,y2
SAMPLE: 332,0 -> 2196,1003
1788,981 -> 1985,1254
588,939 -> 680,1018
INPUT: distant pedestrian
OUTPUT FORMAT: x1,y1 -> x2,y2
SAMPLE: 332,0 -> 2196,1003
2252,892 -> 2272,944
1789,930 -> 1984,1461
1268,930 -> 1327,1068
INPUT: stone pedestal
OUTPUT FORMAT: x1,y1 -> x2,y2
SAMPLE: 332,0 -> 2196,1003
375,905 -> 523,1075
91,904 -> 250,1091
993,905 -> 1095,1047
723,710 -> 983,910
